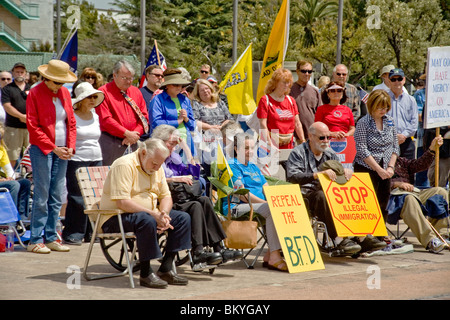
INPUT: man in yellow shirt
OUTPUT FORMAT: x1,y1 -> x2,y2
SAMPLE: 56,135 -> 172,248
100,138 -> 191,289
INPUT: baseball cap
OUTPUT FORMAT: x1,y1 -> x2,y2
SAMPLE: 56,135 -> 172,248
12,62 -> 26,70
389,68 -> 405,79
380,65 -> 395,77
318,160 -> 348,185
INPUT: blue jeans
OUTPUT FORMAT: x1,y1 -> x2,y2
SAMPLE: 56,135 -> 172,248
0,178 -> 31,220
29,145 -> 68,244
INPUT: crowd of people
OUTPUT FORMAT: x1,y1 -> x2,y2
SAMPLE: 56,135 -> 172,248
0,57 -> 448,289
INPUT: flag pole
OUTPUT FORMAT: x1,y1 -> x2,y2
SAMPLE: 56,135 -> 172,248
154,39 -> 161,68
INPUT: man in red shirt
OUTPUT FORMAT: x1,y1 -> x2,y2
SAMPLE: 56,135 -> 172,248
96,60 -> 149,165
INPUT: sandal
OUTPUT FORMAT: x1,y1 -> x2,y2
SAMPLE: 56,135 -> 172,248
267,260 -> 288,272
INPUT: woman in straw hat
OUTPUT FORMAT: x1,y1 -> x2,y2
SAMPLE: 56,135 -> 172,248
62,82 -> 104,245
26,59 -> 77,254
149,68 -> 196,156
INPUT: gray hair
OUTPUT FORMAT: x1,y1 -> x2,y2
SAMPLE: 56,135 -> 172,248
113,60 -> 135,75
332,64 -> 348,74
137,138 -> 170,158
151,124 -> 180,142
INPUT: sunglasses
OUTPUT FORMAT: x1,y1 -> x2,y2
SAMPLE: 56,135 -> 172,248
200,70 -> 209,74
52,80 -> 64,86
85,76 -> 96,80
150,73 -> 164,78
86,95 -> 98,99
328,89 -> 343,93
390,77 -> 403,82
1,78 -> 11,81
300,69 -> 313,74
336,73 -> 347,77
317,135 -> 331,141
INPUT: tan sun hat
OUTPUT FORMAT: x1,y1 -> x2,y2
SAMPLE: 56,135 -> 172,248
38,59 -> 77,83
71,82 -> 104,109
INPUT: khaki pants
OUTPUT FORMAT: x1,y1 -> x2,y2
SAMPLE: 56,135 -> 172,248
400,187 -> 449,248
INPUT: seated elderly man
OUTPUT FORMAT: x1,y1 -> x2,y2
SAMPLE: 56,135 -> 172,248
286,122 -> 368,254
99,138 -> 191,289
387,135 -> 449,253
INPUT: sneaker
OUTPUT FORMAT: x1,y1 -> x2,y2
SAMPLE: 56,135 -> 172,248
220,249 -> 243,263
359,235 -> 387,253
27,243 -> 51,254
46,241 -> 70,252
336,238 -> 361,254
427,238 -> 445,254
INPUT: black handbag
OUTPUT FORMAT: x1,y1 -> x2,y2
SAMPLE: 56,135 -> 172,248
168,179 -> 202,204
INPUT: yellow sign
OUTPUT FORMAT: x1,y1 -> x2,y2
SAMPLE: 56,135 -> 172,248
264,184 -> 325,273
318,173 -> 387,237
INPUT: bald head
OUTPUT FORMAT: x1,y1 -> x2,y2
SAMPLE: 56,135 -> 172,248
308,122 -> 331,155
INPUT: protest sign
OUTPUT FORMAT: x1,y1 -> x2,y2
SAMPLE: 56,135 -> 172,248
318,173 -> 387,237
423,46 -> 450,129
264,184 -> 325,273
329,136 -> 356,164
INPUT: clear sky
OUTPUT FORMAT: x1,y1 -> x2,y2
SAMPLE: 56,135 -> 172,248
89,0 -> 118,10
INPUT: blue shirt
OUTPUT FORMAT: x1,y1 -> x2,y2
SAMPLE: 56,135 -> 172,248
387,90 -> 418,138
149,90 -> 196,154
222,158 -> 267,215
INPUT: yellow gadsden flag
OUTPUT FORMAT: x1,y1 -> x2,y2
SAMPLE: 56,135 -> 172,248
256,0 -> 290,103
219,43 -> 256,115
216,143 -> 233,199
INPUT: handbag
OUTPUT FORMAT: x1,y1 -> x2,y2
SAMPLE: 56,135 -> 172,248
221,204 -> 258,249
168,178 -> 202,204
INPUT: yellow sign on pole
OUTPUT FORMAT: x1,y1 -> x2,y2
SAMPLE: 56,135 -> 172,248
318,173 -> 387,237
264,184 -> 325,273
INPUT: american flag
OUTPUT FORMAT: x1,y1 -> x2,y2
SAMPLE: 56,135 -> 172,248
276,108 -> 293,120
139,44 -> 167,88
359,88 -> 369,104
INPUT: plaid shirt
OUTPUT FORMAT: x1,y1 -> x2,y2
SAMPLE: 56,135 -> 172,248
391,150 -> 434,186
354,113 -> 400,170
343,83 -> 361,122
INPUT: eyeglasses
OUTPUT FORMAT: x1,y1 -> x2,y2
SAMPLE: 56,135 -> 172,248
316,135 -> 331,141
200,70 -> 209,74
119,76 -> 134,81
87,95 -> 98,99
390,77 -> 403,82
1,78 -> 11,81
376,106 -> 389,111
328,89 -> 343,93
300,69 -> 313,74
150,73 -> 164,78
336,73 -> 347,77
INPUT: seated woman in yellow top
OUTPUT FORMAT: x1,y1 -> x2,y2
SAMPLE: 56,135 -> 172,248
0,123 -> 31,220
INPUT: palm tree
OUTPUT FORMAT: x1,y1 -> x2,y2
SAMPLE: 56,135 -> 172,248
294,0 -> 338,48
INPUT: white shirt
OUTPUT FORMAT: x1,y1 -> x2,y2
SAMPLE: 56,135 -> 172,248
72,110 -> 102,162
54,97 -> 67,147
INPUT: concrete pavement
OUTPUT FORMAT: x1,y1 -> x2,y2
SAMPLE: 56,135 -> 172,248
1,221 -> 449,302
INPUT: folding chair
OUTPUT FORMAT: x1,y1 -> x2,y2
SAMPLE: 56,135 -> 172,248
76,166 -> 137,288
0,188 -> 27,249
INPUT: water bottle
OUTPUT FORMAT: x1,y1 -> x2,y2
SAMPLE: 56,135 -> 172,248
56,218 -> 63,243
232,177 -> 244,203
5,225 -> 14,253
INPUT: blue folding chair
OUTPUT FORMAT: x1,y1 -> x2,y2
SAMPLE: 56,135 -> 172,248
0,188 -> 27,249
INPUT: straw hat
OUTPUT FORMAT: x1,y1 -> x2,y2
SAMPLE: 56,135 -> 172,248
38,59 -> 77,83
160,72 -> 191,88
71,82 -> 104,109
